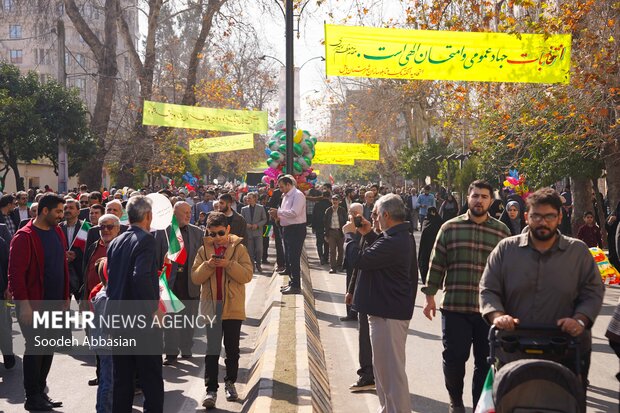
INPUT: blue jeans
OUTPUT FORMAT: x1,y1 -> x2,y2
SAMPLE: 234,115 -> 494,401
441,310 -> 490,408
96,352 -> 113,413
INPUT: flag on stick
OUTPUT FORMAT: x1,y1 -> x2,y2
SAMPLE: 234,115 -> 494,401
474,368 -> 495,413
158,266 -> 185,313
167,215 -> 187,265
70,220 -> 92,251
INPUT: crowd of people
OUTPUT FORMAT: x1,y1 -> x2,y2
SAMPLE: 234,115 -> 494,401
0,175 -> 619,413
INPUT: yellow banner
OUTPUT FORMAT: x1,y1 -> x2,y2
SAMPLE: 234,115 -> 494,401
315,142 -> 380,161
189,134 -> 254,154
312,153 -> 356,165
325,24 -> 571,84
143,101 -> 268,133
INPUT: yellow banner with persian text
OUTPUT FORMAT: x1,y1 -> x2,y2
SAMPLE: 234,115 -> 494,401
142,101 -> 268,133
325,24 -> 571,84
189,134 -> 254,154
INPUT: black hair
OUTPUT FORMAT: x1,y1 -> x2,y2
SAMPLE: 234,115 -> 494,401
207,212 -> 228,228
0,194 -> 14,208
467,180 -> 493,196
218,193 -> 234,204
322,191 -> 331,198
38,194 -> 66,215
526,187 -> 563,213
583,211 -> 594,217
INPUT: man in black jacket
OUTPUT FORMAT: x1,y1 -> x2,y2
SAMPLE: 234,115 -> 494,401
312,191 -> 331,265
324,195 -> 347,273
351,194 -> 416,412
217,193 -> 247,246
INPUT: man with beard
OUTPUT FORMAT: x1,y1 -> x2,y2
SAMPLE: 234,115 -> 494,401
480,188 -> 604,397
422,180 -> 510,413
217,193 -> 247,246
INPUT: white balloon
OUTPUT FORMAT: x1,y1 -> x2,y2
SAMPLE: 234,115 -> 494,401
146,193 -> 174,230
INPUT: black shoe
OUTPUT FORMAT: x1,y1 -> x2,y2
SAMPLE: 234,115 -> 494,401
88,377 -> 99,386
40,393 -> 62,408
329,269 -> 337,274
349,377 -> 375,392
24,394 -> 53,411
256,265 -> 263,273
280,283 -> 292,291
181,353 -> 192,359
281,286 -> 302,295
163,356 -> 177,365
339,315 -> 357,322
275,266 -> 286,273
3,354 -> 15,369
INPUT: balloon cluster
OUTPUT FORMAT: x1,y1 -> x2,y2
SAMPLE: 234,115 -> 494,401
590,247 -> 620,285
503,169 -> 531,200
263,120 -> 318,191
182,171 -> 199,191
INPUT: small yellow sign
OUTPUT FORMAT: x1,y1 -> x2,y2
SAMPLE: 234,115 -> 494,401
143,101 -> 268,133
189,134 -> 254,154
325,24 -> 571,84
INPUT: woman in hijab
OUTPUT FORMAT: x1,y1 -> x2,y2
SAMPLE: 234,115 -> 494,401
439,193 -> 459,222
500,200 -> 525,236
418,207 -> 443,284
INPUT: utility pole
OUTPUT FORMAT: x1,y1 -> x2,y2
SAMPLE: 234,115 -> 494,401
285,0 -> 294,175
57,19 -> 69,194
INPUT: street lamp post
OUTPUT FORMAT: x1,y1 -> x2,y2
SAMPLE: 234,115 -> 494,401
285,0 -> 294,175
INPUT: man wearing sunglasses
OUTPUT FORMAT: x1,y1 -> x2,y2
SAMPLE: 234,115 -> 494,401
480,187 -> 604,397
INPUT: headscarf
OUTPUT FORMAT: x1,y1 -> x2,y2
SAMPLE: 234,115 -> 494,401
505,200 -> 522,235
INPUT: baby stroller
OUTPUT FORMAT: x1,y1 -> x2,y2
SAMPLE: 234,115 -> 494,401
488,324 -> 585,413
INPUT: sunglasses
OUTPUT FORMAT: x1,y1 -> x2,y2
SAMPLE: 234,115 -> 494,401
208,230 -> 227,237
99,224 -> 117,231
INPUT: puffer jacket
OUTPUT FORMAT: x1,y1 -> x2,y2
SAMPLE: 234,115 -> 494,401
191,234 -> 253,320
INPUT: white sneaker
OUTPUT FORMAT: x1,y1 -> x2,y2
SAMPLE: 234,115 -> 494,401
202,390 -> 217,409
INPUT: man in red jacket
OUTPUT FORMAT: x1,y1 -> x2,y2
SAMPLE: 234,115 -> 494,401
8,193 -> 69,411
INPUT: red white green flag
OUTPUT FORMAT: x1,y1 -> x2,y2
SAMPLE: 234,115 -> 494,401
71,220 -> 92,251
167,215 -> 187,265
474,368 -> 495,413
158,266 -> 185,313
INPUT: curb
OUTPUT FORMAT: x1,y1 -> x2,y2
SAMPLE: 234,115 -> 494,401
245,271 -> 283,413
299,251 -> 332,413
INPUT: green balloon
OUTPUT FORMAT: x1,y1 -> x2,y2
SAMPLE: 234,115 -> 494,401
266,158 -> 276,168
281,166 -> 287,174
274,131 -> 286,141
270,151 -> 282,161
303,156 -> 312,167
278,144 -> 287,153
293,143 -> 303,156
311,136 -> 317,144
304,138 -> 314,149
293,162 -> 303,174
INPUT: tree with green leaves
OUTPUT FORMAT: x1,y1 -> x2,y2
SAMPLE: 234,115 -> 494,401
0,63 -> 92,191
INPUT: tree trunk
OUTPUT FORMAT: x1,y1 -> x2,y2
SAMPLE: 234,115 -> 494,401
604,140 -> 620,217
570,176 -> 592,236
65,0 -> 118,190
181,0 -> 226,106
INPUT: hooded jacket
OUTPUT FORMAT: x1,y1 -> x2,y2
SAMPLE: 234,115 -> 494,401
191,234 -> 253,320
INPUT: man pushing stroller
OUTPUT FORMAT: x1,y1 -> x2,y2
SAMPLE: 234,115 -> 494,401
480,188 -> 605,394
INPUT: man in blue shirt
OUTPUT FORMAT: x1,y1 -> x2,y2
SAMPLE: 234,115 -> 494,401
417,185 -> 436,227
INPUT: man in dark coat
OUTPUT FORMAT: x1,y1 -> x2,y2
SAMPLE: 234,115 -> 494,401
217,193 -> 247,246
324,195 -> 347,273
312,191 -> 331,265
106,195 -> 163,413
59,198 -> 84,301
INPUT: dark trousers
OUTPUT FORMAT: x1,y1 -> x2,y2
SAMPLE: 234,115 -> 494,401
205,319 -> 242,391
112,354 -> 164,413
0,299 -> 13,357
274,224 -> 285,268
357,313 -> 373,380
282,223 -> 306,288
19,313 -> 54,398
326,229 -> 344,271
315,227 -> 329,262
262,235 -> 270,262
345,268 -> 357,318
441,310 -> 489,408
164,299 -> 199,357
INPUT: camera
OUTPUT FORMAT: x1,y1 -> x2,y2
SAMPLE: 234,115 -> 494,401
353,216 -> 363,228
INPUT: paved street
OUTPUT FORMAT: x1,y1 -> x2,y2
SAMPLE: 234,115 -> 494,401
307,232 -> 619,413
0,270 -> 272,413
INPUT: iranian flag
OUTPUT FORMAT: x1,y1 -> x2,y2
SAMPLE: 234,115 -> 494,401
158,266 -> 185,313
71,220 -> 92,251
167,215 -> 187,265
474,368 -> 495,413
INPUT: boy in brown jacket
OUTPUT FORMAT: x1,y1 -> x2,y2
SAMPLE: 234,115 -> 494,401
192,212 -> 253,409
